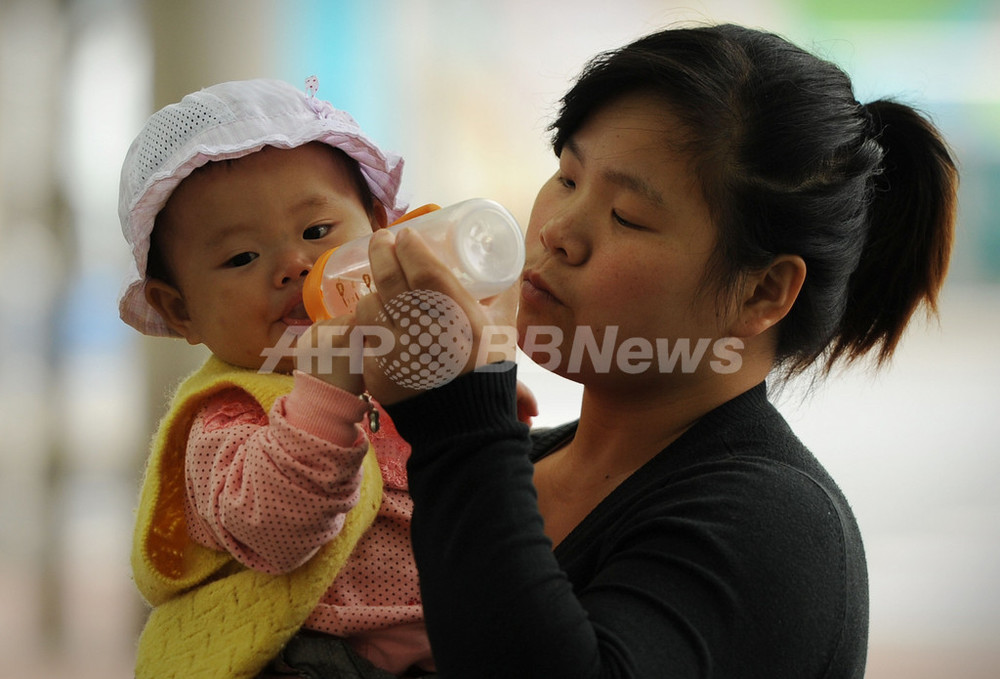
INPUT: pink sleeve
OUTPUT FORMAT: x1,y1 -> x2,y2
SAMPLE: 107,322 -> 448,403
184,372 -> 370,574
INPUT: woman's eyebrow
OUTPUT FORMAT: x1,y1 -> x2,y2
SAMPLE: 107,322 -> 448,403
564,137 -> 666,208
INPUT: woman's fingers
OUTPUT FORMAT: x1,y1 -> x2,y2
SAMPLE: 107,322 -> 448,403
356,226 -> 521,406
377,227 -> 475,305
365,229 -> 411,302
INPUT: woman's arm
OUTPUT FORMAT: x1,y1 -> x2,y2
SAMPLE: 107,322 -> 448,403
388,367 -> 860,679
388,365 -> 604,677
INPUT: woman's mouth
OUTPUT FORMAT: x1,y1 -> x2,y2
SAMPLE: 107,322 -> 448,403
521,271 -> 563,306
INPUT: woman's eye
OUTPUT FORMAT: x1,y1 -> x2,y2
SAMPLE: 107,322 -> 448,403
226,252 -> 258,268
303,224 -> 332,240
613,211 -> 646,231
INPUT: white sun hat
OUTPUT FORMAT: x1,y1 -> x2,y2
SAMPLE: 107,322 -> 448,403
118,77 -> 406,337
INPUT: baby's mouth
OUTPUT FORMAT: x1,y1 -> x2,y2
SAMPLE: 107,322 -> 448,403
282,301 -> 312,326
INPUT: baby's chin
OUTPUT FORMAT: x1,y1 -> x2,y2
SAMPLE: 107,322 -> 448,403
209,342 -> 298,376
254,351 -> 297,375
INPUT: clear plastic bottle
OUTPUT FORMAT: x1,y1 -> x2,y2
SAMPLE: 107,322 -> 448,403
303,198 -> 526,320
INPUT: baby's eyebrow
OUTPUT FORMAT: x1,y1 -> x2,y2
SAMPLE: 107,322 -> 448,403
291,194 -> 334,212
207,223 -> 250,249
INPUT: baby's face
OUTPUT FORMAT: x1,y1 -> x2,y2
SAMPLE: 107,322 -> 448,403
152,143 -> 381,372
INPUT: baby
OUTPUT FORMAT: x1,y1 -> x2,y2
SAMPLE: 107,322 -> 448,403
119,78 -> 433,678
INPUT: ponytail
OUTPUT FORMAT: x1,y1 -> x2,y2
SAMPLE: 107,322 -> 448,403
828,100 -> 958,367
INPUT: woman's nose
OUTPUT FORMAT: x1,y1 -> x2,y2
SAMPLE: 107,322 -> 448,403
538,206 -> 588,266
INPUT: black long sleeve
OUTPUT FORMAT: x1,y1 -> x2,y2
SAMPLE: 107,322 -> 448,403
387,365 -> 868,678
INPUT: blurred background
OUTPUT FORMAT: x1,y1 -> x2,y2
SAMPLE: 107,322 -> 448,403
1,0 -> 997,677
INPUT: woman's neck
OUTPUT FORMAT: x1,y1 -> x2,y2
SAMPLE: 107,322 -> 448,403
533,340 -> 774,549
565,357 -> 769,480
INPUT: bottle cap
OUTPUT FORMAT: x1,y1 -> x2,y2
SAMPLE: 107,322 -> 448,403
303,247 -> 336,322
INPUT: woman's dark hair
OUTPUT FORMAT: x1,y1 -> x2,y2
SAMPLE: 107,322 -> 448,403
551,24 -> 957,374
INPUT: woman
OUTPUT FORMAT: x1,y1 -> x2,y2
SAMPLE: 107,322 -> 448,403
353,23 -> 956,678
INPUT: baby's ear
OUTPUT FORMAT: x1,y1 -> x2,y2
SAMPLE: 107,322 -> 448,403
145,279 -> 202,345
371,201 -> 389,231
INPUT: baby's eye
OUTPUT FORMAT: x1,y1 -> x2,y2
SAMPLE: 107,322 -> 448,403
226,252 -> 258,268
303,224 -> 332,240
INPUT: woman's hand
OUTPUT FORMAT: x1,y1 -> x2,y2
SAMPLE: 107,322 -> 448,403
354,227 -> 519,406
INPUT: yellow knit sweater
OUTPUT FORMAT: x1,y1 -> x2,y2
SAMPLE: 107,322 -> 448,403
131,356 -> 383,679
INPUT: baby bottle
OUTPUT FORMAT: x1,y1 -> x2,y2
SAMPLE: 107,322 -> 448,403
303,198 -> 526,320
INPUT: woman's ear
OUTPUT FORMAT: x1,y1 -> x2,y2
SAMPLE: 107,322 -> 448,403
728,255 -> 806,338
145,279 -> 202,345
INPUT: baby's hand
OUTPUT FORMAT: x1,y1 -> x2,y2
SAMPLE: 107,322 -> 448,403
516,380 -> 539,427
294,317 -> 365,395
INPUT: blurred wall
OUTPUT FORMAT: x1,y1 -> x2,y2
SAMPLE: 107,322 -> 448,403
0,1 -> 997,678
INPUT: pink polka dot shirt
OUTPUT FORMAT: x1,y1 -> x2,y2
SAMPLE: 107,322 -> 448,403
183,372 -> 432,674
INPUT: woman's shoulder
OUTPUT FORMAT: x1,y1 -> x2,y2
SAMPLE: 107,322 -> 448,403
592,382 -> 863,556
645,384 -> 856,523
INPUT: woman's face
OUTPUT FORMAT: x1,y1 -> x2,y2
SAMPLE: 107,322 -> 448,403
518,92 -> 736,389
